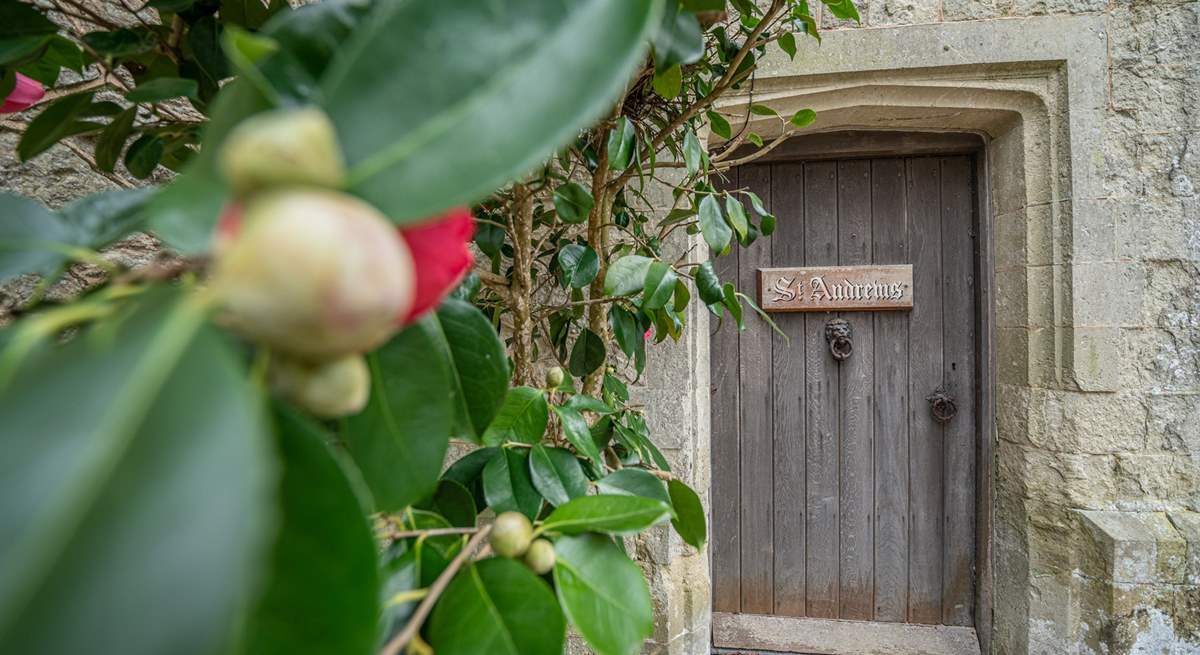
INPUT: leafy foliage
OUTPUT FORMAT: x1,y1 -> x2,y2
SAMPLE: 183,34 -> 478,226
0,0 -> 858,653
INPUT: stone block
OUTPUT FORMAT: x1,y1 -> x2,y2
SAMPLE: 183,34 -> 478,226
1078,510 -> 1186,584
1169,511 -> 1200,584
1026,389 -> 1148,454
1069,326 -> 1123,392
1073,261 -> 1145,328
1113,196 -> 1200,263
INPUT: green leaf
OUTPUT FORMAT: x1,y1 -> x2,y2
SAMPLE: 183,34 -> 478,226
481,387 -> 549,446
706,111 -> 731,140
18,92 -> 97,161
673,279 -> 691,312
606,117 -> 636,171
641,261 -> 677,310
569,328 -> 606,377
596,468 -> 669,505
428,558 -> 565,655
651,2 -> 703,71
651,63 -> 682,99
695,260 -> 724,305
683,130 -> 703,175
747,132 -> 764,147
749,103 -> 777,116
94,107 -> 137,173
778,31 -> 797,60
699,194 -> 731,253
0,193 -> 72,281
83,29 -> 156,58
760,213 -> 777,235
821,0 -> 861,21
435,299 -> 510,440
681,0 -> 725,8
557,244 -> 600,289
542,495 -> 671,536
0,291 -> 275,655
323,0 -> 663,223
424,479 -> 478,528
123,134 -> 164,179
341,318 -> 454,511
722,282 -> 743,328
553,182 -> 595,224
553,406 -> 601,464
442,447 -> 497,510
667,479 -> 707,549
483,448 -> 542,519
0,2 -> 57,40
125,77 -> 199,103
789,108 -> 817,128
150,0 -> 196,12
603,255 -> 653,296
17,36 -> 84,86
220,0 -> 287,29
608,305 -> 641,358
563,394 -> 615,415
236,407 -> 379,655
725,195 -> 749,239
529,444 -> 588,507
554,534 -> 653,655
58,188 -> 155,249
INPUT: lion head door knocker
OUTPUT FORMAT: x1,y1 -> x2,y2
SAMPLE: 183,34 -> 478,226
824,318 -> 853,361
927,387 -> 958,423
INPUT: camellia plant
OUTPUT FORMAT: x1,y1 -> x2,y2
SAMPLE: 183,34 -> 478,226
0,0 -> 858,654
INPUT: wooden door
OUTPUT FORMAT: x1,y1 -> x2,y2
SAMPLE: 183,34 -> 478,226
710,150 -> 981,653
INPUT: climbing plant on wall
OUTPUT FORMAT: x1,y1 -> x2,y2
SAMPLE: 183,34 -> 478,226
0,0 -> 857,654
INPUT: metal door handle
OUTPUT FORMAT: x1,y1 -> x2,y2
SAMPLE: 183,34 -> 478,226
927,389 -> 958,423
824,318 -> 853,361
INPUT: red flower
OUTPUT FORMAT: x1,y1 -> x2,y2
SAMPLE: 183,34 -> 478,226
1,74 -> 45,113
398,208 -> 475,324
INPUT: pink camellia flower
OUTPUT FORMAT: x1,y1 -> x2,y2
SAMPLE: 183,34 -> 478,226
1,74 -> 45,113
397,208 -> 475,324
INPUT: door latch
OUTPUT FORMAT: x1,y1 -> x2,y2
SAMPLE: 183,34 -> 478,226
824,318 -> 853,361
927,388 -> 958,423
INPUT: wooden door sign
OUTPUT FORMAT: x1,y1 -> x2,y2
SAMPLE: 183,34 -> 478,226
757,264 -> 914,312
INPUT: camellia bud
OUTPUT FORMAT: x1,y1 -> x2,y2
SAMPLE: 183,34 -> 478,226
219,107 -> 346,196
211,189 -> 415,359
489,512 -> 533,559
544,366 -> 565,389
270,354 -> 370,419
523,538 -> 556,575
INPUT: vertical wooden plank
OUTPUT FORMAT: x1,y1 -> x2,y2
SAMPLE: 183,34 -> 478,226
803,161 -> 840,618
871,158 -> 911,623
906,157 -> 945,625
738,164 -> 774,614
710,167 -> 741,613
836,159 -> 875,621
771,162 -> 807,616
940,156 -> 977,626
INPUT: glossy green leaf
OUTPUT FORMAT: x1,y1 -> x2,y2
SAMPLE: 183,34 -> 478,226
0,291 -> 275,655
58,188 -> 155,249
748,103 -> 777,116
606,117 -> 637,170
553,406 -> 601,464
376,547 -> 418,646
236,407 -> 378,655
428,558 -> 565,655
541,495 -> 671,536
341,318 -> 454,511
554,534 -> 653,655
722,282 -> 743,328
608,305 -> 641,358
442,447 -> 497,510
747,132 -> 764,147
682,130 -> 702,175
563,394 -> 615,415
651,63 -> 682,99
778,31 -> 797,59
529,444 -> 589,507
789,108 -> 817,128
125,77 -> 199,103
18,92 -> 97,161
0,193 -> 72,281
725,195 -> 748,239
760,213 -> 777,235
651,2 -> 703,71
553,182 -> 595,224
123,134 -> 164,179
435,299 -> 509,440
667,479 -> 707,549
822,0 -> 861,21
94,107 -> 137,173
698,194 -> 730,253
569,328 -> 606,377
483,448 -> 542,519
603,255 -> 653,296
695,260 -> 724,305
596,468 -> 669,505
0,2 -> 57,42
323,0 -> 663,223
17,36 -> 84,86
673,278 -> 691,312
557,244 -> 600,289
706,111 -> 731,140
481,387 -> 549,446
423,479 -> 478,528
641,261 -> 677,310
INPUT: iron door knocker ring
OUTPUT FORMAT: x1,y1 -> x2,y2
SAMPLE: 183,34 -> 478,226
927,389 -> 958,423
824,318 -> 853,361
